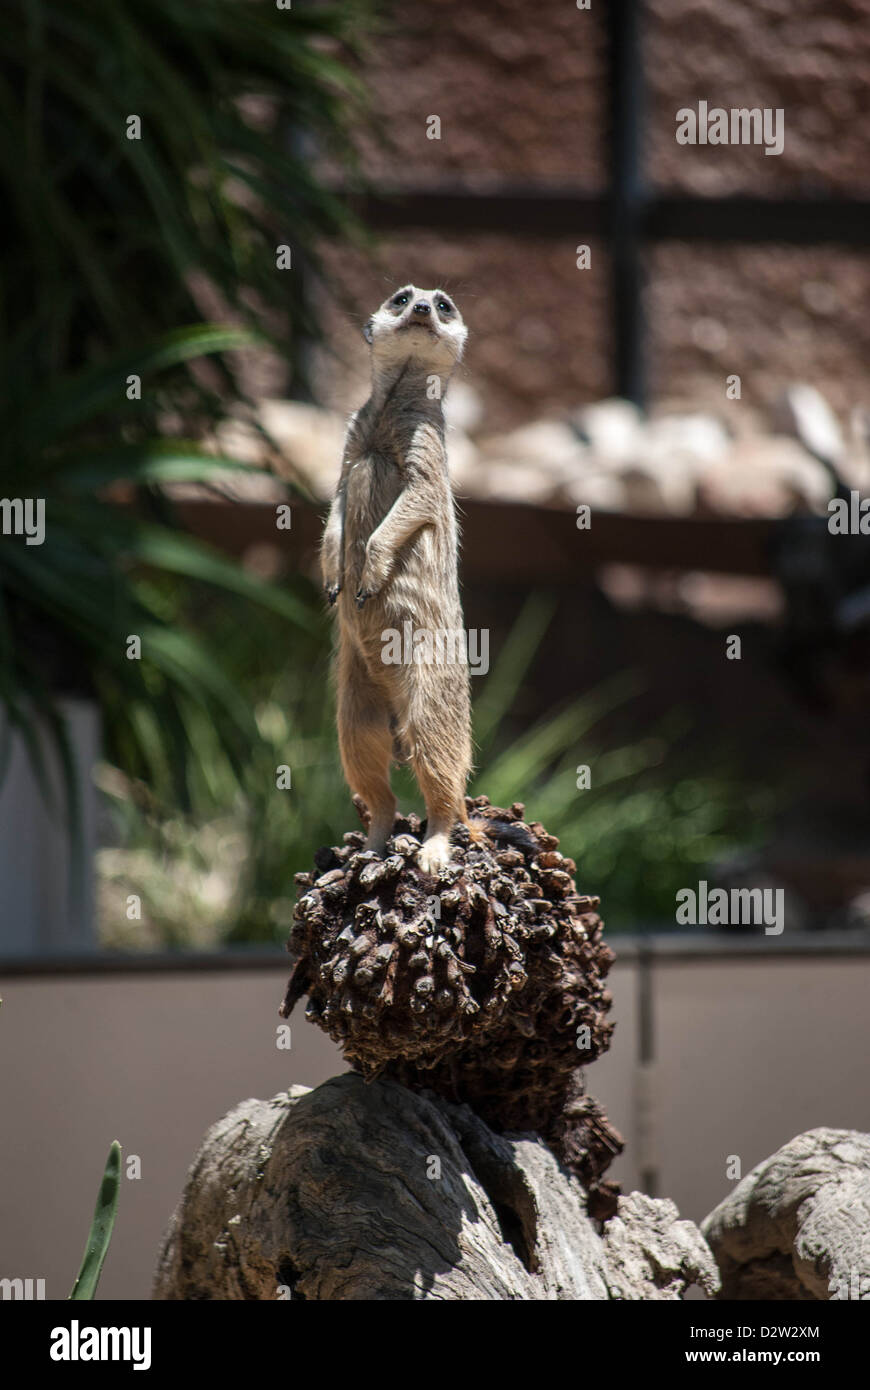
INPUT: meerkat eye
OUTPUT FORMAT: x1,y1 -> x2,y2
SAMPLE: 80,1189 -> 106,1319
437,299 -> 453,314
392,292 -> 410,307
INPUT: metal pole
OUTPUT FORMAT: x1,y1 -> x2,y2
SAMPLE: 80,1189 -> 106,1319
608,0 -> 646,407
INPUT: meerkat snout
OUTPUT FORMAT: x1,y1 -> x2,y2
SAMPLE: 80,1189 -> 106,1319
363,285 -> 467,376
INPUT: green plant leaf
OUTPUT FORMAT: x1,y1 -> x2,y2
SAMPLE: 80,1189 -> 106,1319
69,1140 -> 121,1300
0,0 -> 375,866
48,441 -> 278,492
21,325 -> 261,453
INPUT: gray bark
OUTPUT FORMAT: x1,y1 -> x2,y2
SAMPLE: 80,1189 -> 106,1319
154,1072 -> 719,1301
702,1128 -> 870,1300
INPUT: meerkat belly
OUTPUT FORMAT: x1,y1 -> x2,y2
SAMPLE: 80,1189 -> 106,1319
342,455 -> 401,586
348,500 -> 463,677
382,524 -> 462,628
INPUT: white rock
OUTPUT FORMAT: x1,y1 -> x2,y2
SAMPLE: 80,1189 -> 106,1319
258,399 -> 347,498
573,398 -> 644,464
443,381 -> 485,436
643,412 -> 731,466
617,467 -> 672,516
208,418 -> 265,466
618,413 -> 728,515
478,420 -> 587,475
473,462 -> 561,505
566,473 -> 625,512
698,437 -> 830,517
778,384 -> 845,469
171,418 -> 286,502
444,430 -> 481,495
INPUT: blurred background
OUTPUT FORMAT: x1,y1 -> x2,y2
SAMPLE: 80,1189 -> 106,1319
5,0 -> 870,952
2,0 -> 870,1298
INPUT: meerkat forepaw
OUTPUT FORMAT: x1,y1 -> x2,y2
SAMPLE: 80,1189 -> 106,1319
325,581 -> 341,605
355,587 -> 372,609
359,542 -> 391,600
418,833 -> 452,875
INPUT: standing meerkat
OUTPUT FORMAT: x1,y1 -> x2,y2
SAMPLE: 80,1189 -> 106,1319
321,284 -> 472,874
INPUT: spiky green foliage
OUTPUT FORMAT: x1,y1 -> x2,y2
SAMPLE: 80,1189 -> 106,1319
0,0 -> 375,855
69,1141 -> 121,1300
97,594 -> 775,944
0,329 -> 320,855
2,0 -> 372,395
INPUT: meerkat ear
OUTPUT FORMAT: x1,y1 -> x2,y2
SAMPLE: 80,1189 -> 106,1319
362,317 -> 374,345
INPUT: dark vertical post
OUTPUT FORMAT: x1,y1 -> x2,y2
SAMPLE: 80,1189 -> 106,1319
637,943 -> 658,1196
285,123 -> 319,402
607,0 -> 646,407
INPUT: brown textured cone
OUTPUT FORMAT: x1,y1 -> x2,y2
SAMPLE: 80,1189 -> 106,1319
281,795 -> 624,1203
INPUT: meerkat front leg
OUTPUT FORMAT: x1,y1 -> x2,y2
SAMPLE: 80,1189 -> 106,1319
321,483 -> 346,605
355,485 -> 433,608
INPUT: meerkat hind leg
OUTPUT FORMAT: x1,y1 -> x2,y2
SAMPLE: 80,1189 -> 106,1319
411,743 -> 469,875
337,678 -> 397,856
403,672 -> 472,874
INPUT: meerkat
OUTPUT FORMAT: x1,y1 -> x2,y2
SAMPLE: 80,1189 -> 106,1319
321,284 -> 473,874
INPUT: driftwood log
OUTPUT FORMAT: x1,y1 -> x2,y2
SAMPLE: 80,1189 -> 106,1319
702,1128 -> 870,1300
154,1074 -> 719,1300
154,798 -> 870,1300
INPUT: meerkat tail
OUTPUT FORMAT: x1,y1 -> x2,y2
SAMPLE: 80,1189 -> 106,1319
467,814 -> 541,858
467,819 -> 487,845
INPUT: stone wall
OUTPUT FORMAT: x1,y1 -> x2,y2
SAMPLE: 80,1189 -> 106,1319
309,0 -> 870,427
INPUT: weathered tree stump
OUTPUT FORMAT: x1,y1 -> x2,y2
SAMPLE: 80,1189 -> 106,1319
702,1128 -> 870,1300
282,798 -> 622,1212
153,1074 -> 719,1301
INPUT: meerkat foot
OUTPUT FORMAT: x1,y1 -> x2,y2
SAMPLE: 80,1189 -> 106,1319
325,582 -> 341,605
355,587 -> 372,609
363,808 -> 396,858
418,832 -> 452,875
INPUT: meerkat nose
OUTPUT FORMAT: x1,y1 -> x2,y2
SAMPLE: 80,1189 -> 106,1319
412,300 -> 431,316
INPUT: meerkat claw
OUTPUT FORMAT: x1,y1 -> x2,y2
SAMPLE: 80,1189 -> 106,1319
325,583 -> 341,605
355,588 -> 370,609
418,833 -> 452,876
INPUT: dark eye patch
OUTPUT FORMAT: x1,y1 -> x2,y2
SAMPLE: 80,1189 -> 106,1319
436,297 -> 454,314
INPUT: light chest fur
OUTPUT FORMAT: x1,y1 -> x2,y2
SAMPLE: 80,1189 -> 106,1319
339,412 -> 461,638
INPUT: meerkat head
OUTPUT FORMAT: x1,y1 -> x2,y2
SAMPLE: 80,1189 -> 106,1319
363,285 -> 467,379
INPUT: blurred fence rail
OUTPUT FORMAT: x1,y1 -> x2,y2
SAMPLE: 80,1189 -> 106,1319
172,497 -> 776,581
